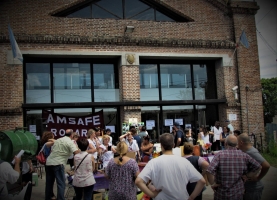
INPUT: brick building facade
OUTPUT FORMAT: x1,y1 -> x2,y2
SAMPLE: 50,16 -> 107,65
0,0 -> 264,141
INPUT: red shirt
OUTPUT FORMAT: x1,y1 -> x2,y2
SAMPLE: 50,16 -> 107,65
207,147 -> 261,200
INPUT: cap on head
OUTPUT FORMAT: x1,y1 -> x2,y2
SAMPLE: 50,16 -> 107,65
173,122 -> 180,128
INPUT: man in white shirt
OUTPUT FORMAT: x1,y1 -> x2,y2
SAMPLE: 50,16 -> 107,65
0,156 -> 21,200
211,121 -> 222,151
135,133 -> 205,200
45,129 -> 79,200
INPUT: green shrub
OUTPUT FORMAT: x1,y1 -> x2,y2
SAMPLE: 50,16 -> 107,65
268,139 -> 277,157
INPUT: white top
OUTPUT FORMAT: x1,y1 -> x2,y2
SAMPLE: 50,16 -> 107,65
0,162 -> 20,199
22,162 -> 30,174
138,155 -> 203,200
201,133 -> 210,144
73,152 -> 96,187
213,126 -> 222,141
228,124 -> 234,132
102,149 -> 114,168
124,139 -> 139,152
108,135 -> 112,146
88,139 -> 98,159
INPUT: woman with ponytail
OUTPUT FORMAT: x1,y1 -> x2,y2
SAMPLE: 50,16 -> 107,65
105,141 -> 140,200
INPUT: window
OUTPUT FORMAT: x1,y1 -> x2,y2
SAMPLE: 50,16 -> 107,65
160,64 -> 192,101
53,63 -> 91,103
139,61 -> 216,101
140,64 -> 159,101
26,63 -> 51,103
54,0 -> 191,22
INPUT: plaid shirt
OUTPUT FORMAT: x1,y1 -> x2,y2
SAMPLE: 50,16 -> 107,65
207,147 -> 261,200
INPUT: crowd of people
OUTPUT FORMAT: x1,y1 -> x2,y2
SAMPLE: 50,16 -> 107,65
0,121 -> 271,200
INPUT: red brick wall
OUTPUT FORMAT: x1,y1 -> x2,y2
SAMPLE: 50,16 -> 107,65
0,0 -> 264,137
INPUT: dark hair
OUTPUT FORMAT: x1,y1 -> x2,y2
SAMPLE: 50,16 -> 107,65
200,125 -> 208,136
143,135 -> 150,141
77,138 -> 88,151
183,142 -> 194,155
223,126 -> 230,132
159,133 -> 174,150
141,126 -> 146,131
106,128 -> 111,133
130,128 -> 137,135
234,130 -> 241,136
129,126 -> 135,130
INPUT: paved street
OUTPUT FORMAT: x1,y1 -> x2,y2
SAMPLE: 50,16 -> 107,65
30,165 -> 277,200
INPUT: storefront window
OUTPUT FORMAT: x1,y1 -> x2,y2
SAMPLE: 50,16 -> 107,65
162,105 -> 194,133
140,64 -> 159,101
160,64 -> 192,100
141,106 -> 160,140
26,63 -> 51,103
93,64 -> 119,102
53,63 -> 91,103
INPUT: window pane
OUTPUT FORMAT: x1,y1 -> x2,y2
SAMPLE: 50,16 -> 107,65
53,63 -> 91,103
160,64 -> 192,100
92,4 -> 119,19
140,64 -> 159,101
67,6 -> 91,18
96,0 -> 123,18
93,64 -> 119,102
26,63 -> 51,103
131,8 -> 155,21
125,0 -> 150,18
156,10 -> 175,22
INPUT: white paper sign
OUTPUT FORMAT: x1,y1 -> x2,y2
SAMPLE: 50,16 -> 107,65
29,125 -> 36,133
146,120 -> 155,130
105,126 -> 115,133
185,124 -> 192,129
174,119 -> 183,125
165,119 -> 173,126
129,118 -> 138,124
228,114 -> 237,121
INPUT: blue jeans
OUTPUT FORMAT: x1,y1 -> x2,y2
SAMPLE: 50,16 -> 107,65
45,165 -> 65,200
74,185 -> 94,200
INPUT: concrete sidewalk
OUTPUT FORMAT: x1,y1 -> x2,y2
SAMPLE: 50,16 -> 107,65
31,165 -> 277,200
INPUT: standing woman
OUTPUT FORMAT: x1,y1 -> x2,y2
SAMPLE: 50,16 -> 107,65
105,141 -> 140,200
119,132 -> 141,161
140,135 -> 153,162
73,138 -> 95,200
101,135 -> 116,169
40,131 -> 56,200
199,126 -> 210,145
183,142 -> 210,197
87,129 -> 98,160
220,126 -> 230,150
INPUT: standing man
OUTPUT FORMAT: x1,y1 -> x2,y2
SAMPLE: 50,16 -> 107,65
206,135 -> 261,200
173,122 -> 184,148
238,133 -> 270,200
45,129 -> 80,200
0,156 -> 21,200
210,121 -> 222,151
139,126 -> 148,138
136,133 -> 205,200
